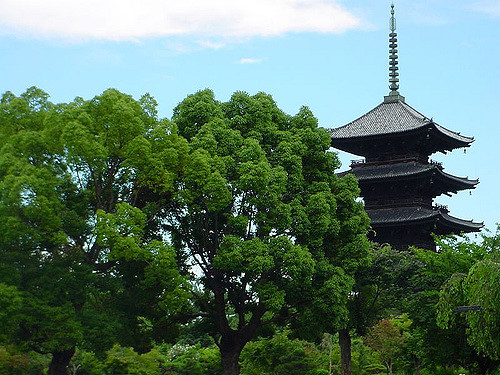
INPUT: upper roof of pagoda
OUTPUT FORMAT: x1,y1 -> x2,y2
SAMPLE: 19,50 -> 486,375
330,4 -> 474,153
330,98 -> 474,146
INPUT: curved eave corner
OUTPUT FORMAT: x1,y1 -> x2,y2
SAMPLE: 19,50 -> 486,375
437,169 -> 479,189
432,122 -> 474,147
439,211 -> 484,232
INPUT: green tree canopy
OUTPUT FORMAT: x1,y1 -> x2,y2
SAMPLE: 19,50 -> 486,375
166,90 -> 370,374
0,87 -> 370,375
0,88 -> 187,375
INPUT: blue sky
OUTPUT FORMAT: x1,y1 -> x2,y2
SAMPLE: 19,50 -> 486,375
1,0 -> 499,232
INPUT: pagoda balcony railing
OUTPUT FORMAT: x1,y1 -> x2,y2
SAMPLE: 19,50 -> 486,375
365,199 -> 450,213
378,154 -> 422,163
354,154 -> 429,167
352,157 -> 444,169
364,197 -> 432,209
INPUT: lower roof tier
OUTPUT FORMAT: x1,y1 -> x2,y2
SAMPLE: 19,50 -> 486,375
340,161 -> 478,196
366,206 -> 483,234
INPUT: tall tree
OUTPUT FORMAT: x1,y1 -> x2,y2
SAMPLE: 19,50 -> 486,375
0,88 -> 187,374
167,90 -> 371,374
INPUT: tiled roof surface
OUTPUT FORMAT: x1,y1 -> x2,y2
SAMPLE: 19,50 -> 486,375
367,206 -> 437,223
366,206 -> 483,231
340,162 -> 433,179
330,101 -> 428,138
340,161 -> 479,187
329,100 -> 473,143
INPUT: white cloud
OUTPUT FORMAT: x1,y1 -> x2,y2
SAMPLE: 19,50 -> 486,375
197,40 -> 227,50
0,0 -> 361,41
239,57 -> 263,64
471,1 -> 500,18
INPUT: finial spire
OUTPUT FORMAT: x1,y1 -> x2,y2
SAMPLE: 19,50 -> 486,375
390,3 -> 396,32
389,4 -> 399,94
385,3 -> 405,102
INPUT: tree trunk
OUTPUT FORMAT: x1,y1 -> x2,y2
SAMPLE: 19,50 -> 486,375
48,347 -> 75,375
413,355 -> 420,375
339,328 -> 352,375
476,356 -> 500,375
219,330 -> 245,375
221,348 -> 242,375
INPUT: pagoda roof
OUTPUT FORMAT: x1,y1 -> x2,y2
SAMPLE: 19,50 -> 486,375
340,161 -> 478,191
367,206 -> 483,233
330,99 -> 474,145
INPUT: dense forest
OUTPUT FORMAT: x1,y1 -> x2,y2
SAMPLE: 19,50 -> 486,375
0,87 -> 498,375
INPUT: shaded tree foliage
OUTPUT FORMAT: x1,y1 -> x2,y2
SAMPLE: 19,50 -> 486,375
437,227 -> 500,372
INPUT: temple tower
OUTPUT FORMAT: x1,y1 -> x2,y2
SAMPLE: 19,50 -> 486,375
329,5 -> 482,250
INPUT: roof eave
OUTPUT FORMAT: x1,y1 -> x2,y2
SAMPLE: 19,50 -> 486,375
367,207 -> 483,233
431,122 -> 474,146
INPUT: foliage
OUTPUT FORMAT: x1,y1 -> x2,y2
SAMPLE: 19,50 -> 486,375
240,331 -> 324,375
464,256 -> 500,360
437,227 -> 500,361
321,333 -> 385,375
5,86 -> 498,375
347,239 -> 490,375
102,344 -> 164,375
69,343 -> 221,375
0,87 -> 187,373
167,89 -> 371,372
347,244 -> 421,335
403,235 -> 491,373
161,343 -> 221,375
0,345 -> 49,375
0,86 -> 370,374
0,284 -> 22,342
68,350 -> 104,375
365,318 -> 407,375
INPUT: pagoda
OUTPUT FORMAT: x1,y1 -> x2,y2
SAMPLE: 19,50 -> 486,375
329,5 -> 483,251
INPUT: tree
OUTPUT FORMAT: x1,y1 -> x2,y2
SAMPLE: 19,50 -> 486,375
365,318 -> 407,375
437,227 -> 500,374
337,243 -> 422,375
0,88 -> 187,374
0,87 -> 370,374
166,90 -> 371,374
339,236 -> 490,375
